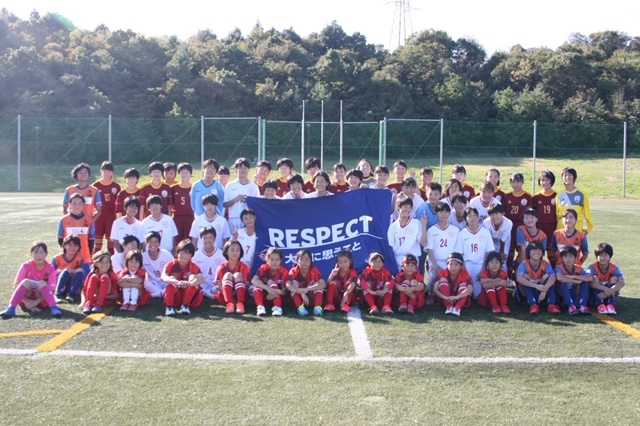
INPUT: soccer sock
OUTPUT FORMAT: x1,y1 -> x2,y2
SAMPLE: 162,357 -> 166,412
130,288 -> 139,304
222,279 -> 234,304
326,282 -> 336,305
455,285 -> 468,309
438,282 -> 453,308
413,292 -> 425,309
486,289 -> 499,308
292,293 -> 304,308
122,288 -> 131,303
9,284 -> 28,307
183,286 -> 198,306
363,293 -> 377,309
234,282 -> 246,304
96,275 -> 111,305
70,272 -> 85,295
253,288 -> 265,306
383,292 -> 393,307
497,287 -> 508,306
85,275 -> 100,304
313,291 -> 323,307
39,285 -> 57,307
164,284 -> 176,307
216,291 -> 226,305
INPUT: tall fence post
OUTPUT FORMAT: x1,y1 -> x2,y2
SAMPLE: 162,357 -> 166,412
378,118 -> 387,166
301,100 -> 305,172
200,116 -> 204,176
439,119 -> 444,184
17,114 -> 21,192
532,120 -> 537,193
108,114 -> 112,162
623,121 -> 627,198
257,116 -> 262,162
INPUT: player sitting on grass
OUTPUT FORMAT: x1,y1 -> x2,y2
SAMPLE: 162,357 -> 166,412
215,240 -> 251,315
587,243 -> 625,315
161,239 -> 205,316
251,247 -> 290,316
515,241 -> 559,315
287,249 -> 326,316
394,254 -> 425,315
555,246 -> 592,316
117,250 -> 148,312
359,252 -> 394,315
82,251 -> 119,314
1,241 -> 62,319
52,234 -> 87,304
324,249 -> 358,313
479,251 -> 511,314
433,252 -> 472,317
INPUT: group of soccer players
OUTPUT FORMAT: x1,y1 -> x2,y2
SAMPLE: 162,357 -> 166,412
0,156 -> 625,320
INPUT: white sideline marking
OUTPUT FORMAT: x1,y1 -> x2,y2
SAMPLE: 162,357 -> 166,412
346,305 -> 373,359
1,348 -> 640,364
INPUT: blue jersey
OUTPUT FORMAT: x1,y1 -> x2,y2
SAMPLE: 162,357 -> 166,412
414,202 -> 438,230
190,179 -> 225,217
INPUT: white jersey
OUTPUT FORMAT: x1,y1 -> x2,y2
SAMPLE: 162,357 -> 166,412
224,179 -> 259,229
236,227 -> 257,269
189,213 -> 231,250
192,247 -> 226,290
142,214 -> 178,253
469,196 -> 502,223
426,224 -> 459,266
111,252 -> 126,274
282,192 -> 307,200
142,249 -> 174,288
448,214 -> 467,231
482,217 -> 513,256
305,191 -> 334,198
387,217 -> 424,265
455,226 -> 494,266
110,217 -> 145,245
391,193 -> 424,222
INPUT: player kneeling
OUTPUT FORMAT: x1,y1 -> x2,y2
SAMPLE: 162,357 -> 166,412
251,247 -> 290,316
161,240 -> 205,316
515,241 -> 559,315
433,252 -> 472,316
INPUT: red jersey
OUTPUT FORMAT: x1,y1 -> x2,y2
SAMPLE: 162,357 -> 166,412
115,188 -> 141,216
461,182 -> 476,199
139,182 -> 172,216
438,268 -> 472,293
93,180 -> 121,214
119,267 -> 146,282
532,191 -> 557,225
387,182 -> 403,194
303,180 -> 315,194
360,266 -> 394,292
164,259 -> 202,281
503,191 -> 533,225
170,183 -> 193,217
289,265 -> 323,288
276,178 -> 289,198
328,182 -> 350,194
83,270 -> 119,299
395,270 -> 425,286
255,263 -> 290,289
480,269 -> 509,281
494,188 -> 506,203
330,268 -> 359,292
215,261 -> 251,283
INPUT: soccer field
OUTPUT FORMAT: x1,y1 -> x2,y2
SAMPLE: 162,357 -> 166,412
0,194 -> 639,424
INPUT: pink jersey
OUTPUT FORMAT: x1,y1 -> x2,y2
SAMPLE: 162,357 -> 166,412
15,260 -> 56,289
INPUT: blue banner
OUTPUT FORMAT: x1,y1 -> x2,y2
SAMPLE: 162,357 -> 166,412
246,190 -> 398,278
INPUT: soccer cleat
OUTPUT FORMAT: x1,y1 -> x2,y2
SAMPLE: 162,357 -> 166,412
398,303 -> 408,313
407,304 -> 415,315
340,304 -> 351,313
579,305 -> 591,315
256,305 -> 267,316
444,306 -> 454,315
382,305 -> 393,315
547,304 -> 561,314
82,302 -> 93,315
271,306 -> 283,316
91,305 -> 103,313
297,305 -> 309,316
568,305 -> 578,316
235,303 -> 245,314
426,294 -> 435,305
65,295 -> 75,304
323,304 -> 335,312
369,307 -> 380,315
128,304 -> 138,311
165,306 -> 176,316
55,295 -> 65,304
452,307 -> 461,316
492,306 -> 502,314
606,304 -> 617,315
1,305 -> 16,319
313,306 -> 324,316
120,303 -> 130,311
181,305 -> 191,315
225,303 -> 235,314
50,306 -> 63,318
597,304 -> 608,314
500,305 -> 511,314
529,304 -> 540,315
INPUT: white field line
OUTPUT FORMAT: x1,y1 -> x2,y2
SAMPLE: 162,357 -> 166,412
346,305 -> 373,359
1,348 -> 640,364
